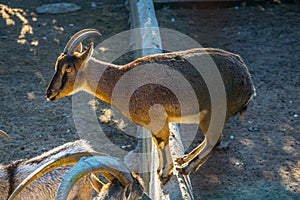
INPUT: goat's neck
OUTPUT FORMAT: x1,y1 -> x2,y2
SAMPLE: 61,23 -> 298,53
83,57 -> 128,104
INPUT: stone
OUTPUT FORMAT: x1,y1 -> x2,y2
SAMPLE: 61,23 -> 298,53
36,3 -> 81,14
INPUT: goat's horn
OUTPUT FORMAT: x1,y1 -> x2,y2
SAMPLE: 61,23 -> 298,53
8,151 -> 103,200
0,129 -> 10,141
63,28 -> 99,54
56,156 -> 134,200
63,29 -> 101,56
63,29 -> 93,54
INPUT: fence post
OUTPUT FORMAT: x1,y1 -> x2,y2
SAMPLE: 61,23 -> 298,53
126,0 -> 194,199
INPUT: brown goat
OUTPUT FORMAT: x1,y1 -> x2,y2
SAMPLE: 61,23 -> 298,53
46,29 -> 255,183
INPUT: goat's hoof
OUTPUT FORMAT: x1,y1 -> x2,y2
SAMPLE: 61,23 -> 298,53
176,165 -> 191,175
176,167 -> 189,175
175,156 -> 188,166
176,160 -> 202,175
157,166 -> 173,185
159,173 -> 172,185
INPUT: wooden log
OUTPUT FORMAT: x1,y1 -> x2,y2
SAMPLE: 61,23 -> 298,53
126,0 -> 194,199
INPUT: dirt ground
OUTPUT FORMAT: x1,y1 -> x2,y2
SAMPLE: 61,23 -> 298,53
0,0 -> 299,199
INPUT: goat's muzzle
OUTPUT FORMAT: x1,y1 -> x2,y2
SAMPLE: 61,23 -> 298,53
46,89 -> 59,101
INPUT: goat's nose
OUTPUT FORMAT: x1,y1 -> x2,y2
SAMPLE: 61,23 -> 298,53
46,89 -> 57,101
46,90 -> 51,98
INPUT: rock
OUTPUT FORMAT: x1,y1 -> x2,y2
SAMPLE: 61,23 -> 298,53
36,3 -> 81,14
91,2 -> 97,8
216,141 -> 230,150
248,127 -> 260,132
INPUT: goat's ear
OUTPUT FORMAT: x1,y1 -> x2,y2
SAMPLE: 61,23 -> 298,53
80,42 -> 94,62
74,42 -> 83,53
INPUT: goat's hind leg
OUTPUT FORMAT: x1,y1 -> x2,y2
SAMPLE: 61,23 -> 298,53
175,134 -> 223,166
175,118 -> 211,166
175,139 -> 206,166
176,136 -> 214,175
176,130 -> 223,175
176,118 -> 223,174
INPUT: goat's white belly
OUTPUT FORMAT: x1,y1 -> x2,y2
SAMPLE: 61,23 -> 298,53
170,110 -> 208,124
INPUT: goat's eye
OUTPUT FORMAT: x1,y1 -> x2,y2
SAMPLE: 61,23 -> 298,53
66,67 -> 72,73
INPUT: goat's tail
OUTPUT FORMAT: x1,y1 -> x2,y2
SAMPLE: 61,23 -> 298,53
239,92 -> 255,119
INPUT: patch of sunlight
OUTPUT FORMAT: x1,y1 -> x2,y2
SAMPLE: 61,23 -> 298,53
282,136 -> 297,154
27,92 -> 36,100
99,108 -> 126,130
98,47 -> 107,52
88,99 -> 100,111
263,170 -> 276,180
31,40 -> 38,46
240,137 -> 254,147
115,119 -> 126,130
279,123 -> 295,132
99,108 -> 113,123
31,12 -> 37,22
262,136 -> 274,146
229,157 -> 244,170
35,71 -> 46,83
279,160 -> 300,193
53,25 -> 64,32
0,4 -> 35,45
206,174 -> 221,184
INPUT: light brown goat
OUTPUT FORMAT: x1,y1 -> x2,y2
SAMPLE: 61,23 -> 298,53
9,152 -> 147,200
1,140 -> 96,200
46,29 -> 255,183
54,155 -> 147,200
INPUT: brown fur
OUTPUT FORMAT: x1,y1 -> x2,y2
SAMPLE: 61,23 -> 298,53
94,173 -> 145,200
46,40 -> 255,183
1,140 -> 95,200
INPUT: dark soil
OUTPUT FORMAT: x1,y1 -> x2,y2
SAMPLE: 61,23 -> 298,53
0,1 -> 299,199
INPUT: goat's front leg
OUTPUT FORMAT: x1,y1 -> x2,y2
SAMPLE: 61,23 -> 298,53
152,124 -> 174,185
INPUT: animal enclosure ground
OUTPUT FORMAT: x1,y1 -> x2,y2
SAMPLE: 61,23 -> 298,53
0,0 -> 299,199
